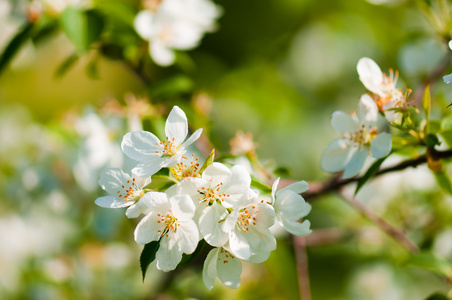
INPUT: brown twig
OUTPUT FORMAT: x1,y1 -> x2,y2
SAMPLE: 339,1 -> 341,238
339,189 -> 419,254
293,236 -> 311,300
304,148 -> 452,201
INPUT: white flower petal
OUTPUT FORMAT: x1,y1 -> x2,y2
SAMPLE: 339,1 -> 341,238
357,57 -> 384,96
156,237 -> 183,271
358,94 -> 379,126
174,220 -> 199,254
217,250 -> 242,289
95,196 -> 133,208
331,111 -> 359,133
199,204 -> 229,247
134,212 -> 164,244
321,138 -> 353,173
271,177 -> 280,202
202,162 -> 231,184
275,190 -> 311,221
150,40 -> 175,66
370,132 -> 392,158
131,159 -> 165,177
202,247 -> 219,290
246,251 -> 271,264
170,194 -> 195,220
165,106 -> 188,146
278,180 -> 309,195
280,219 -> 312,236
343,148 -> 368,178
134,10 -> 155,39
228,230 -> 252,260
180,128 -> 203,149
121,131 -> 161,162
444,73 -> 452,84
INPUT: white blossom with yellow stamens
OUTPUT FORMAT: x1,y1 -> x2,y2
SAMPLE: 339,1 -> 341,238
95,168 -> 150,209
121,106 -> 202,177
202,246 -> 242,290
321,94 -> 392,179
134,192 -> 199,271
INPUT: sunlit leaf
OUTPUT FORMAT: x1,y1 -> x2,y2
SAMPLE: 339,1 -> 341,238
95,0 -> 137,25
442,114 -> 452,131
407,251 -> 452,277
140,240 -> 160,281
199,149 -> 215,175
251,177 -> 271,193
54,53 -> 79,78
423,85 -> 431,133
439,130 -> 452,147
425,293 -> 450,300
433,171 -> 452,195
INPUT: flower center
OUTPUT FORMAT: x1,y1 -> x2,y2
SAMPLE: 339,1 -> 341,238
116,177 -> 143,202
157,211 -> 179,237
172,154 -> 201,180
197,181 -> 230,206
155,136 -> 177,157
218,248 -> 235,264
343,125 -> 378,148
236,206 -> 257,233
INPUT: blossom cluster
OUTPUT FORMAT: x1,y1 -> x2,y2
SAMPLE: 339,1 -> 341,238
134,0 -> 221,66
95,106 -> 311,289
321,57 -> 413,179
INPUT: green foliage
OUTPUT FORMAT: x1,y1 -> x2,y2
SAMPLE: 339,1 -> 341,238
355,156 -> 388,196
250,177 -> 272,194
407,251 -> 452,278
424,293 -> 450,300
199,149 -> 215,175
60,7 -> 105,53
140,240 -> 161,281
433,171 -> 452,195
0,22 -> 34,74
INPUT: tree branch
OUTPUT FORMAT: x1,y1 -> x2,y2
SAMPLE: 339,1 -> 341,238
293,236 -> 312,300
304,148 -> 452,201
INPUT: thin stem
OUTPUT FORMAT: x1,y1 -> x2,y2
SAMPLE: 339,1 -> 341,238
339,189 -> 419,254
304,148 -> 452,201
293,236 -> 311,300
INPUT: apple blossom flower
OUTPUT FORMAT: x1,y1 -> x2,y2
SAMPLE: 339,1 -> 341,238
134,192 -> 199,271
202,247 -> 242,290
176,162 -> 252,247
321,94 -> 392,179
270,178 -> 312,236
95,168 -> 150,209
121,106 -> 202,177
133,0 -> 220,66
222,192 -> 276,260
357,57 -> 410,121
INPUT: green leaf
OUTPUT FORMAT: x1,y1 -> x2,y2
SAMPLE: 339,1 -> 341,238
143,174 -> 177,191
95,0 -> 137,25
434,171 -> 452,195
424,133 -> 440,148
149,75 -> 194,98
215,154 -> 238,162
439,130 -> 452,148
424,293 -> 450,300
54,53 -> 79,78
442,114 -> 452,131
251,177 -> 272,193
140,240 -> 160,281
407,251 -> 452,277
0,22 -> 34,74
60,7 -> 104,53
85,57 -> 99,79
429,120 -> 442,134
199,149 -> 215,175
355,156 -> 388,196
423,85 -> 431,133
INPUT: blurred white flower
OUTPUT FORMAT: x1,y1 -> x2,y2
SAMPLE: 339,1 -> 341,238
134,0 -> 221,66
443,41 -> 452,84
321,94 -> 392,178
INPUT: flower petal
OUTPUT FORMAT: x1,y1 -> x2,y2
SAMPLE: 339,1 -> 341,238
174,219 -> 199,254
358,94 -> 379,126
331,111 -> 359,133
444,73 -> 452,84
180,128 -> 203,149
278,180 -> 309,195
131,159 -> 165,177
134,10 -> 155,39
202,248 -> 219,290
165,106 -> 188,146
280,219 -> 312,236
134,212 -> 164,244
156,237 -> 183,271
343,148 -> 368,178
321,138 -> 353,173
217,250 -> 242,289
357,57 -> 384,96
95,196 -> 133,208
170,194 -> 195,220
370,132 -> 392,158
150,40 -> 175,66
228,230 -> 252,260
199,204 -> 229,247
121,131 -> 161,162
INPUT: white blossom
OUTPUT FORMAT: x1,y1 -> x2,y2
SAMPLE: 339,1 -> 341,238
443,41 -> 452,84
121,106 -> 202,177
271,178 -> 312,236
134,192 -> 199,271
203,247 -> 241,290
321,94 -> 392,178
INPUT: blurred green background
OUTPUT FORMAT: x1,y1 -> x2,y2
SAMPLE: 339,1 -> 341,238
2,0 -> 452,299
